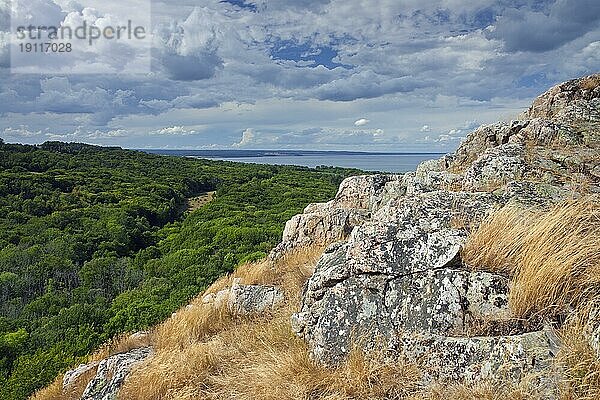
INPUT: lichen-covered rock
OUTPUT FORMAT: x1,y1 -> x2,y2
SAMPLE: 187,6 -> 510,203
524,74 -> 599,126
399,330 -> 559,384
269,204 -> 369,259
81,347 -> 152,400
462,143 -> 527,191
63,361 -> 99,389
201,280 -> 284,315
347,224 -> 465,276
228,279 -> 284,315
293,191 -> 513,365
333,174 -> 401,209
404,170 -> 463,195
386,268 -> 511,335
269,175 -> 401,260
446,121 -> 527,169
517,118 -> 582,145
289,74 -> 600,389
374,190 -> 501,229
371,178 -> 408,211
415,158 -> 450,176
500,181 -> 573,206
524,74 -> 600,145
202,288 -> 231,308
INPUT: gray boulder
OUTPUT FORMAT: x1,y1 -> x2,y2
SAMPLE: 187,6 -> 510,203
292,236 -> 515,365
333,174 -> 401,210
81,347 -> 152,400
227,279 -> 284,315
446,120 -> 527,170
269,174 -> 400,260
269,204 -> 369,259
516,118 -> 582,145
373,190 -> 501,229
404,170 -> 463,195
523,74 -> 599,145
500,181 -> 573,206
63,361 -> 99,389
399,330 -> 559,385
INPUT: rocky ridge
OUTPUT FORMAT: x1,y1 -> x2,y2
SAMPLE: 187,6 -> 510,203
61,74 -> 599,398
281,74 -> 599,392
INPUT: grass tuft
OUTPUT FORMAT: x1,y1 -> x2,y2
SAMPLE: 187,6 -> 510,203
463,198 -> 600,318
556,306 -> 600,400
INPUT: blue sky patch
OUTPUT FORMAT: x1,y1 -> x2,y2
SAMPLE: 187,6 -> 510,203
270,40 -> 352,70
219,0 -> 257,11
516,72 -> 552,88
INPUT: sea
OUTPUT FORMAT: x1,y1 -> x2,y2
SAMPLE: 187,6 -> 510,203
142,150 -> 446,173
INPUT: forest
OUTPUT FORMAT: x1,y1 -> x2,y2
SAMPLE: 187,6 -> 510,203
0,138 -> 360,399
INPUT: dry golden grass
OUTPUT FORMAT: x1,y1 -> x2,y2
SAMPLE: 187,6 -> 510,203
118,244 -> 424,400
121,312 -> 421,400
556,306 -> 600,400
408,381 -> 547,400
463,197 -> 600,318
580,75 -> 600,91
31,246 -> 325,400
30,361 -> 100,400
30,331 -> 151,400
30,378 -> 64,400
90,331 -> 154,362
153,246 -> 324,353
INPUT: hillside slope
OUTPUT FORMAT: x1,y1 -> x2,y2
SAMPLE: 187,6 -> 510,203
36,73 -> 600,400
0,143 -> 358,400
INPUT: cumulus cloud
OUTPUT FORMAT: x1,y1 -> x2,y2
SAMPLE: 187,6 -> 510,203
157,7 -> 225,81
354,118 -> 369,126
233,128 -> 256,147
151,126 -> 198,135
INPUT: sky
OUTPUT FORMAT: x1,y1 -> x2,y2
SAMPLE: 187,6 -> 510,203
0,0 -> 599,152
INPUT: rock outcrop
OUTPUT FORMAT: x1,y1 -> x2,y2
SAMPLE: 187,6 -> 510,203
63,346 -> 152,400
227,279 -> 284,315
269,174 -> 401,260
63,362 -> 99,389
202,278 -> 284,315
285,74 -> 600,390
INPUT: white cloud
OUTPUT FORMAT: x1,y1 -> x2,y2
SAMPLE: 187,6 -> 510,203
354,118 -> 369,126
151,125 -> 198,135
233,128 -> 256,147
3,126 -> 42,138
420,125 -> 430,132
87,129 -> 127,139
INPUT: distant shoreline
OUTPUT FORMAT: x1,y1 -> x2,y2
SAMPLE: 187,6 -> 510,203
137,149 -> 445,173
138,149 -> 446,158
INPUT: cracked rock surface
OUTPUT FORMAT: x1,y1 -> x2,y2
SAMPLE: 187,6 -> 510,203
77,347 -> 153,400
286,74 -> 600,389
269,174 -> 400,260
